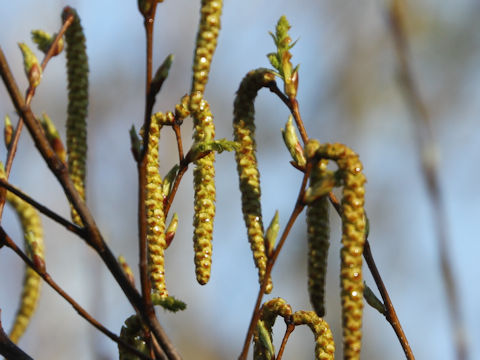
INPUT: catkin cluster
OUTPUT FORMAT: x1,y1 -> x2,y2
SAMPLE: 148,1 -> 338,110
5,191 -> 44,343
146,112 -> 168,297
253,298 -> 292,360
233,68 -> 276,293
292,310 -> 335,360
62,7 -> 89,226
190,92 -> 216,285
191,0 -> 223,94
306,159 -> 330,317
307,141 -> 366,360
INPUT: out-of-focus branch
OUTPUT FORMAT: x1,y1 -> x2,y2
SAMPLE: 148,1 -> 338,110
386,2 -> 467,359
0,310 -> 33,360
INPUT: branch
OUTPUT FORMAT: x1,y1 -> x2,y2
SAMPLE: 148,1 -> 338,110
0,228 -> 154,360
0,310 -> 33,360
386,1 -> 466,359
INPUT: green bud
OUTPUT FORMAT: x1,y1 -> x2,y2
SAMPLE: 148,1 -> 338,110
4,115 -> 13,149
151,294 -> 186,312
364,282 -> 386,315
41,113 -> 66,162
31,30 -> 63,56
281,116 -> 306,167
304,172 -> 336,204
162,164 -> 179,197
256,320 -> 275,360
151,54 -> 173,97
129,126 -> 141,161
118,255 -> 135,287
18,43 -> 42,88
165,213 -> 178,248
265,210 -> 279,258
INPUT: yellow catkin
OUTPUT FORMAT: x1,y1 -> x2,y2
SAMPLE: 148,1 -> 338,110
191,0 -> 223,95
4,187 -> 44,343
146,112 -> 168,297
307,159 -> 330,317
292,310 -> 335,360
62,7 -> 89,226
253,298 -> 292,360
118,315 -> 148,360
233,68 -> 276,293
308,141 -> 366,360
190,92 -> 216,285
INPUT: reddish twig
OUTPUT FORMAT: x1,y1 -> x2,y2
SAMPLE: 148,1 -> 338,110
0,228 -> 154,360
386,2 -> 466,359
238,168 -> 310,360
276,320 -> 295,360
0,178 -> 84,237
0,310 -> 33,360
0,13 -> 74,221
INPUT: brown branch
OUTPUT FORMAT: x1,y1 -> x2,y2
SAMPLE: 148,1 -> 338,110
0,13 -> 74,222
0,228 -> 154,360
238,169 -> 310,360
0,310 -> 33,360
276,320 -> 295,360
0,46 -> 175,360
386,2 -> 466,359
0,178 -> 84,237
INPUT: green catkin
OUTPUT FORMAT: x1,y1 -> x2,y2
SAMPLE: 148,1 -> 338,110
191,0 -> 223,95
307,141 -> 366,360
3,182 -> 44,343
146,112 -> 168,297
62,7 -> 89,226
292,310 -> 335,360
233,68 -> 276,293
118,315 -> 148,360
307,159 -> 331,318
253,298 -> 292,360
190,92 -> 216,285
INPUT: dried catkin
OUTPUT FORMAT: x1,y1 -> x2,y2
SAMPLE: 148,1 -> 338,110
253,298 -> 292,360
292,310 -> 335,360
307,141 -> 366,360
146,112 -> 168,297
5,188 -> 44,343
233,68 -> 276,293
191,0 -> 223,95
62,7 -> 89,226
190,92 -> 216,285
306,158 -> 330,317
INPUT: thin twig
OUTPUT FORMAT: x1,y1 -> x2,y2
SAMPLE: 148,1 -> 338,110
276,321 -> 295,360
0,227 -> 154,360
386,2 -> 466,359
0,46 -> 174,360
0,178 -> 84,237
0,309 -> 34,360
238,169 -> 310,360
0,13 -> 74,221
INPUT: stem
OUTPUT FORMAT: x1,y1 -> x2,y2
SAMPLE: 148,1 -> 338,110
0,228 -> 153,360
0,47 -> 176,360
238,169 -> 310,360
0,310 -> 33,360
276,321 -> 295,360
0,178 -> 84,237
0,13 -> 74,221
387,2 -> 465,359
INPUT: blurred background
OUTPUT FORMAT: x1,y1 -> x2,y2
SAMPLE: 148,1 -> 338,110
1,1 -> 479,359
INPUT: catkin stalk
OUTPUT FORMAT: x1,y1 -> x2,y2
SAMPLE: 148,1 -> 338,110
190,93 -> 216,285
62,7 -> 89,226
233,68 -> 276,293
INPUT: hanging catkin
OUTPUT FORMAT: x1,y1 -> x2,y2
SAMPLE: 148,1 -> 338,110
233,68 -> 276,293
62,7 -> 89,226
